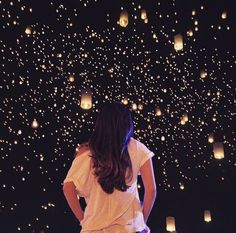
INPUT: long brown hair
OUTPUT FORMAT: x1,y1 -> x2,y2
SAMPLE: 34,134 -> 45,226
88,102 -> 134,194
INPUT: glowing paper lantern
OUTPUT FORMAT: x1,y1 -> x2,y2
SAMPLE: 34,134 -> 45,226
80,89 -> 92,110
119,10 -> 129,28
25,26 -> 32,35
204,210 -> 212,222
138,103 -> 143,110
144,18 -> 148,24
174,34 -> 183,51
208,133 -> 214,143
213,142 -> 224,159
69,75 -> 75,82
221,11 -> 227,19
31,119 -> 39,129
141,9 -> 147,20
182,113 -> 188,122
179,182 -> 185,190
166,216 -> 176,232
187,30 -> 193,37
122,97 -> 128,105
132,103 -> 137,111
155,107 -> 162,116
200,70 -> 207,79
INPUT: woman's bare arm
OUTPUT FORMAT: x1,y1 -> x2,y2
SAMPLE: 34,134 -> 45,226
63,181 -> 84,222
140,158 -> 157,223
63,145 -> 89,222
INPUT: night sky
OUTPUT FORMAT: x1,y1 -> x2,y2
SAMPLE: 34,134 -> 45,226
0,0 -> 236,232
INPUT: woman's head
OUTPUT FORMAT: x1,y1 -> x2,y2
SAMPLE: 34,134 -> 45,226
89,102 -> 134,194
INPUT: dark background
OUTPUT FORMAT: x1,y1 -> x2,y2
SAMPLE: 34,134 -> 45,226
0,0 -> 235,232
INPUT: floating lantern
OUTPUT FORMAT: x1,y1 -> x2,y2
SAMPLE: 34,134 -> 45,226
174,34 -> 183,51
141,9 -> 147,20
204,210 -> 212,222
119,10 -> 129,28
155,107 -> 162,116
166,216 -> 176,232
179,182 -> 185,190
208,133 -> 214,143
80,89 -> 92,110
31,119 -> 39,129
144,18 -> 148,24
180,119 -> 186,125
122,97 -> 128,105
132,103 -> 137,111
187,30 -> 193,37
25,26 -> 32,35
213,142 -> 224,159
69,75 -> 75,82
138,103 -> 143,110
221,11 -> 227,19
200,70 -> 207,79
182,113 -> 188,122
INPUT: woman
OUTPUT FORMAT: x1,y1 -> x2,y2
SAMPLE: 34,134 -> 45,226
63,102 -> 156,233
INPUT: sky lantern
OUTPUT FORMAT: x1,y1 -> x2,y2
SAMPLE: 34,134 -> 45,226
221,11 -> 227,19
69,75 -> 75,82
80,89 -> 92,110
31,119 -> 39,129
119,10 -> 129,28
204,210 -> 212,222
122,97 -> 128,105
141,9 -> 147,20
213,142 -> 224,159
200,70 -> 207,79
166,216 -> 176,232
25,26 -> 32,35
208,133 -> 214,143
155,107 -> 162,116
182,113 -> 188,122
138,103 -> 143,110
174,34 -> 183,51
132,103 -> 137,111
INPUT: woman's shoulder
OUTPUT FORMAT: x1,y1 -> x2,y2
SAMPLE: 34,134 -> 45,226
75,143 -> 91,158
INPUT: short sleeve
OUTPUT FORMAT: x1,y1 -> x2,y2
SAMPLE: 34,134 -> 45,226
63,156 -> 81,184
63,153 -> 92,198
137,141 -> 155,168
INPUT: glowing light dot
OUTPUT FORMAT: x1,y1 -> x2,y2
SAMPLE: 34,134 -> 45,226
221,11 -> 227,19
25,26 -> 32,35
204,210 -> 212,222
31,119 -> 39,129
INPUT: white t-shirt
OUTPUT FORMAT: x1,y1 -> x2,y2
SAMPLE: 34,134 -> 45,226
63,137 -> 154,233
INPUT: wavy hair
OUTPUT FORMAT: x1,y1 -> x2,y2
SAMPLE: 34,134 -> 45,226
88,102 -> 134,194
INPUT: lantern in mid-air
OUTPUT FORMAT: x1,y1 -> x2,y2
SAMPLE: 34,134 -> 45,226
80,89 -> 92,110
221,11 -> 227,19
25,26 -> 32,35
132,103 -> 137,111
138,103 -> 143,110
204,210 -> 212,222
141,9 -> 147,20
208,133 -> 214,143
213,142 -> 224,159
31,119 -> 39,129
174,34 -> 183,51
119,10 -> 129,28
166,216 -> 176,232
155,107 -> 162,116
200,70 -> 207,79
122,97 -> 128,105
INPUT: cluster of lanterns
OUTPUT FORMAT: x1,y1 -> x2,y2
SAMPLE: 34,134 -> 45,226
208,133 -> 224,159
166,211 -> 212,232
180,113 -> 188,125
118,8 -> 148,28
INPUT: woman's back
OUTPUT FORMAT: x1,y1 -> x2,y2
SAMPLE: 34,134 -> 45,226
63,137 -> 154,232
